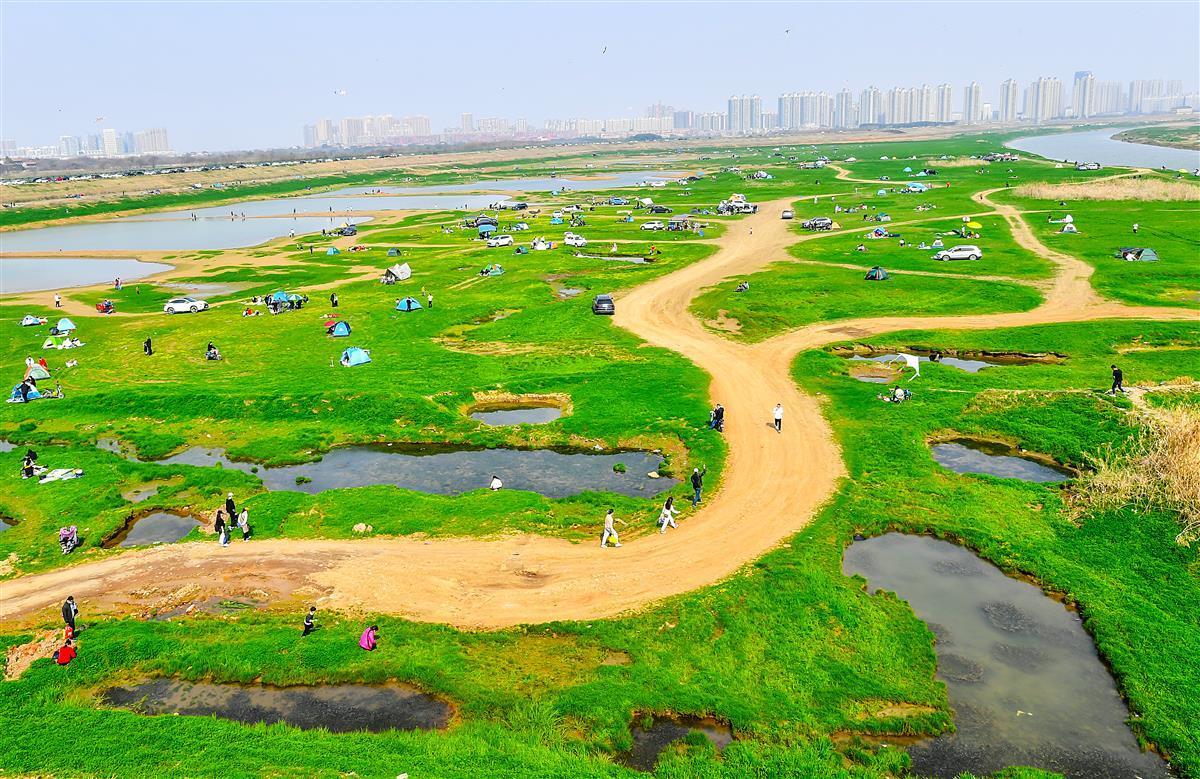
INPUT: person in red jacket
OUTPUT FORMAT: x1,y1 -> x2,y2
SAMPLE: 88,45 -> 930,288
55,639 -> 76,666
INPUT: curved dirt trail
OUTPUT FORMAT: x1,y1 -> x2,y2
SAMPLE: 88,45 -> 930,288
2,194 -> 1195,629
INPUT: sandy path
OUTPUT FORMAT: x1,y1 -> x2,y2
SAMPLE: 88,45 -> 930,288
1,192 -> 1195,630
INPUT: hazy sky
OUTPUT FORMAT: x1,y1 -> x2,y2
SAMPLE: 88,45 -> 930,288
4,1 -> 1197,151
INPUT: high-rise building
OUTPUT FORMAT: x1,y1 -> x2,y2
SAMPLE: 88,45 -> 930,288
834,89 -> 856,129
460,113 -> 474,132
909,84 -> 934,122
514,118 -> 528,134
302,125 -> 317,147
1071,71 -> 1096,118
673,110 -> 694,130
696,112 -> 726,132
1029,77 -> 1064,123
57,135 -> 81,156
998,79 -> 1020,121
1093,81 -> 1124,115
962,82 -> 984,124
646,102 -> 674,119
884,87 -> 911,124
101,128 -> 120,156
859,86 -> 882,126
315,118 -> 336,145
339,117 -> 364,146
134,128 -> 170,154
935,83 -> 954,122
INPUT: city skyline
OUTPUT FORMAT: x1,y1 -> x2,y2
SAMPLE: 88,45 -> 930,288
3,1 -> 1198,152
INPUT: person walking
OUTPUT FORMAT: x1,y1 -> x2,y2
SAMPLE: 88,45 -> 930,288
237,508 -> 251,541
1132,222 -> 1139,234
61,596 -> 78,632
1110,364 -> 1125,395
359,625 -> 379,651
214,510 -> 227,545
54,293 -> 62,309
773,403 -> 784,433
330,292 -> 339,309
658,496 -> 681,534
426,292 -> 433,309
142,337 -> 153,356
302,607 -> 317,636
600,509 -> 626,548
690,466 -> 707,507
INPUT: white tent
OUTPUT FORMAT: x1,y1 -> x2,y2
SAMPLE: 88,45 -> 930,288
383,263 -> 412,282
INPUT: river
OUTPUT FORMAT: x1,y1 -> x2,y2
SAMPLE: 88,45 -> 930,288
1006,127 -> 1200,170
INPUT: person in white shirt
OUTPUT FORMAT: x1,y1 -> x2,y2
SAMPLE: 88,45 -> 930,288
773,403 -> 784,433
601,509 -> 626,548
658,496 -> 681,534
489,475 -> 503,491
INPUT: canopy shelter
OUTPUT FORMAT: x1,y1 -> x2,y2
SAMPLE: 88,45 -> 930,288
395,296 -> 423,312
864,266 -> 889,281
328,320 -> 352,337
340,347 -> 371,367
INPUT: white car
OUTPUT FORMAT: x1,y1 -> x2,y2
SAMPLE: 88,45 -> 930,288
163,297 -> 209,314
486,235 -> 514,248
564,233 -> 588,247
933,244 -> 982,261
781,209 -> 794,220
641,221 -> 665,231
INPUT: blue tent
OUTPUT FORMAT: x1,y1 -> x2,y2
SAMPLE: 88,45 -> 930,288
329,320 -> 352,337
549,217 -> 564,225
477,224 -> 498,235
269,291 -> 290,303
387,248 -> 400,256
56,318 -> 76,332
341,347 -> 371,367
20,315 -> 43,327
9,383 -> 41,402
903,166 -> 913,172
326,247 -> 340,255
395,296 -> 423,312
876,189 -> 887,196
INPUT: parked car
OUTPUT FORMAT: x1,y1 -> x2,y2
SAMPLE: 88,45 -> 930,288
564,233 -> 588,247
801,216 -> 833,230
486,235 -> 514,248
781,209 -> 795,219
933,244 -> 982,261
648,205 -> 673,214
511,202 -> 528,210
164,296 -> 209,314
641,221 -> 665,231
592,294 -> 615,315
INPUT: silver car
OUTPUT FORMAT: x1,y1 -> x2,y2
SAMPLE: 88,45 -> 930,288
933,244 -> 982,261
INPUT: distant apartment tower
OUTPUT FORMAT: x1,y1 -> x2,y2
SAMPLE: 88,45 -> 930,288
340,117 -> 364,146
302,125 -> 317,147
514,118 -> 528,133
833,89 -> 856,128
1029,77 -> 1064,122
884,87 -> 911,125
403,116 -> 431,136
134,128 -> 170,154
646,102 -> 674,119
962,82 -> 984,124
858,86 -> 882,125
934,84 -> 954,122
673,110 -> 694,130
696,112 -> 727,132
727,95 -> 761,133
998,79 -> 1020,122
315,118 -> 336,145
100,128 -> 120,156
1093,81 -> 1124,115
460,113 -> 474,132
57,135 -> 81,157
1071,71 -> 1096,119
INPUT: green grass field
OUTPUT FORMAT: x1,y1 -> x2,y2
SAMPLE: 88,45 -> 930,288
1,133 -> 1197,779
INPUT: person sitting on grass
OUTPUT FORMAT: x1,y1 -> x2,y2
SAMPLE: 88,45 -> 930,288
206,342 -> 222,361
54,638 -> 77,667
359,625 -> 379,651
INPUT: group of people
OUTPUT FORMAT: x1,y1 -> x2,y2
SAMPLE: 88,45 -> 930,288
213,493 -> 250,547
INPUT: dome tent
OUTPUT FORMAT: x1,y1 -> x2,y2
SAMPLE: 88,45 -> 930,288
328,320 -> 352,337
864,266 -> 890,281
395,297 -> 423,312
340,347 -> 371,367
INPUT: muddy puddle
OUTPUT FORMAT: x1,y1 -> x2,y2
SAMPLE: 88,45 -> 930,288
104,511 -> 200,548
470,406 -> 563,426
0,516 -> 15,533
843,533 -> 1169,779
101,679 -> 451,733
837,348 -> 1057,374
617,714 -> 734,771
931,438 -> 1073,483
555,287 -> 584,299
102,441 -> 676,498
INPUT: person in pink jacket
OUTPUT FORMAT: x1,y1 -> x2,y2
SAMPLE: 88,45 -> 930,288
359,625 -> 378,651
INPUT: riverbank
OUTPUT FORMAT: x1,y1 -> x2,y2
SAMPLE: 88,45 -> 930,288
1114,124 -> 1200,152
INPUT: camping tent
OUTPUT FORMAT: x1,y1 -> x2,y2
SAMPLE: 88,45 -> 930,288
269,291 -> 290,304
903,166 -> 913,172
326,247 -> 340,255
8,383 -> 41,403
20,315 -> 44,327
876,189 -> 887,196
24,364 -> 51,381
383,263 -> 412,283
341,347 -> 371,367
1117,247 -> 1159,262
387,248 -> 400,256
1059,223 -> 1078,234
477,223 -> 498,235
481,264 -> 504,276
864,266 -> 889,281
395,296 -> 423,312
329,321 -> 352,337
56,318 -> 76,332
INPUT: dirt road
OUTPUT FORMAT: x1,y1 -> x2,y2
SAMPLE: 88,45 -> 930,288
1,195 -> 1195,629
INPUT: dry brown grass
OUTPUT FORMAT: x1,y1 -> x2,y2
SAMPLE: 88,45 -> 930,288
1015,177 -> 1200,202
1069,406 -> 1200,544
927,157 -> 989,168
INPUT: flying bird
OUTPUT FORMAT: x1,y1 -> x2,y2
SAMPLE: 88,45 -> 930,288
95,116 -> 105,122
334,89 -> 348,96
602,46 -> 607,54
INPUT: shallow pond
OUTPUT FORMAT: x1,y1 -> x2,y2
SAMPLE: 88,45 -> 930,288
843,533 -> 1168,778
1007,128 -> 1200,170
107,442 -> 676,498
617,714 -> 734,771
105,511 -> 200,548
848,353 -> 1000,373
102,679 -> 451,733
470,406 -> 563,426
1,257 -> 173,294
931,438 -> 1072,483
